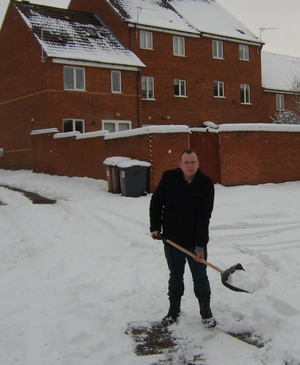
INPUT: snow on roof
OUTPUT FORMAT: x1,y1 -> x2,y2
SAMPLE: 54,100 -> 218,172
105,0 -> 259,42
105,0 -> 197,34
14,1 -> 145,68
262,52 -> 300,92
171,0 -> 259,42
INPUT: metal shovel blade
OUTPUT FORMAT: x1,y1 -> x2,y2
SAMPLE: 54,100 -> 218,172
221,263 -> 249,293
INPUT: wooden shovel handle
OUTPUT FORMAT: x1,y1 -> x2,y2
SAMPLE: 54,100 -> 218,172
165,238 -> 223,274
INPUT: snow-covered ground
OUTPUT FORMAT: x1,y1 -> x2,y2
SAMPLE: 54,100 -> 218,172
0,169 -> 300,365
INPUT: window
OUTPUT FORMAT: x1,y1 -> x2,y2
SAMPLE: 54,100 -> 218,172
140,30 -> 153,49
240,84 -> 251,104
64,66 -> 85,90
239,44 -> 249,60
213,81 -> 224,97
83,26 -> 98,38
111,71 -> 121,93
174,79 -> 186,97
276,94 -> 285,111
102,120 -> 131,133
213,40 -> 223,59
141,76 -> 155,99
173,36 -> 185,56
63,119 -> 85,133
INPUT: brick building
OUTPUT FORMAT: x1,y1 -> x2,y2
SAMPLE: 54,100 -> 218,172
2,0 -> 294,174
0,1 -> 144,169
69,0 -> 264,127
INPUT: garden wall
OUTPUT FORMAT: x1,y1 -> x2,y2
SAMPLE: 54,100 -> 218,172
30,124 -> 300,191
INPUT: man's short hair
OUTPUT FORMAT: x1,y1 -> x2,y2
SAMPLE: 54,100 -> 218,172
180,149 -> 199,162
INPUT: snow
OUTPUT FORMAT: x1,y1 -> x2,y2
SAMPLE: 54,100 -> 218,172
107,0 -> 259,43
262,52 -> 300,92
171,0 -> 259,42
14,3 -> 145,68
1,169 -> 300,364
116,159 -> 151,168
103,156 -> 131,166
103,125 -> 191,140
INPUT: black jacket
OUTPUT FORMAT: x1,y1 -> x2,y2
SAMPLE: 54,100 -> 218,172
149,168 -> 214,249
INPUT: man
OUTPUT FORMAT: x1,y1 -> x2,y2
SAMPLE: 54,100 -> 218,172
149,149 -> 216,328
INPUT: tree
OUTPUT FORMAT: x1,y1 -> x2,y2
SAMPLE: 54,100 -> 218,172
272,74 -> 300,124
272,110 -> 300,124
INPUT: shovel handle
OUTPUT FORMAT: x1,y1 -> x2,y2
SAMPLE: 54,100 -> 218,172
164,238 -> 223,274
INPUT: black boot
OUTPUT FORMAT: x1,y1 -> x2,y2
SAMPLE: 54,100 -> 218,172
162,297 -> 181,326
199,301 -> 217,328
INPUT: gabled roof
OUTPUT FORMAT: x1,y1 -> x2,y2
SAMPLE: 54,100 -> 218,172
262,52 -> 300,92
13,1 -> 145,68
104,0 -> 260,43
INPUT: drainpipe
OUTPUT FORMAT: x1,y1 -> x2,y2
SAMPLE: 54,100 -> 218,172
137,68 -> 141,128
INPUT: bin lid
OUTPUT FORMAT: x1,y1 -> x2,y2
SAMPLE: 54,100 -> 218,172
103,156 -> 131,166
117,159 -> 151,169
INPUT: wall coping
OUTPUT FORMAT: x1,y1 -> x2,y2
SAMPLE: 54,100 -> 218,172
192,123 -> 300,133
219,123 -> 300,132
31,128 -> 59,135
30,123 -> 300,141
103,125 -> 191,140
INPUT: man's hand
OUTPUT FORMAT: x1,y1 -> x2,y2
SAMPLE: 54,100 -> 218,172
151,231 -> 161,239
194,252 -> 204,262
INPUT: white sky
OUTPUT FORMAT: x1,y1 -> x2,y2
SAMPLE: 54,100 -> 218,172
1,0 -> 300,57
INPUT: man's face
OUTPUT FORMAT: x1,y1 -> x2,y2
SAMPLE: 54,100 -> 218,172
179,152 -> 199,179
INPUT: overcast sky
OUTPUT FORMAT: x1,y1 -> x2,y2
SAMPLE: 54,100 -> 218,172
1,0 -> 300,58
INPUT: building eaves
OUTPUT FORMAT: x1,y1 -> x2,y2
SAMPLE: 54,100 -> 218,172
13,1 -> 145,68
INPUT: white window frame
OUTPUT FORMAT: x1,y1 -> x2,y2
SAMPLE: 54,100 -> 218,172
141,76 -> 155,100
140,30 -> 153,50
63,119 -> 85,133
102,120 -> 132,133
276,94 -> 285,111
239,44 -> 249,61
213,81 -> 225,97
174,79 -> 187,97
173,36 -> 185,56
63,66 -> 85,91
240,84 -> 251,104
111,70 -> 122,93
213,40 -> 223,59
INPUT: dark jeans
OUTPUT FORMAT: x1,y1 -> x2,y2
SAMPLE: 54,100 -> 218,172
164,243 -> 211,302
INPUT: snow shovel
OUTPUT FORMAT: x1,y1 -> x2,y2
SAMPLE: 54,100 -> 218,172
153,236 -> 249,293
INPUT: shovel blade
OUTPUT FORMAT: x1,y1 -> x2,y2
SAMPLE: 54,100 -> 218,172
221,263 -> 249,293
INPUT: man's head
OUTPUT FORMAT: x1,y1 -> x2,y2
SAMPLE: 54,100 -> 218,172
179,149 -> 199,180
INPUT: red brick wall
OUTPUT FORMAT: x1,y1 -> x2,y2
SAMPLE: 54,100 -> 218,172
220,130 -> 300,185
31,131 -> 190,191
131,31 -> 263,126
31,128 -> 300,189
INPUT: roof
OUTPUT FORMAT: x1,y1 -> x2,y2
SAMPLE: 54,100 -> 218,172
13,1 -> 145,68
262,52 -> 300,92
104,0 -> 260,43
